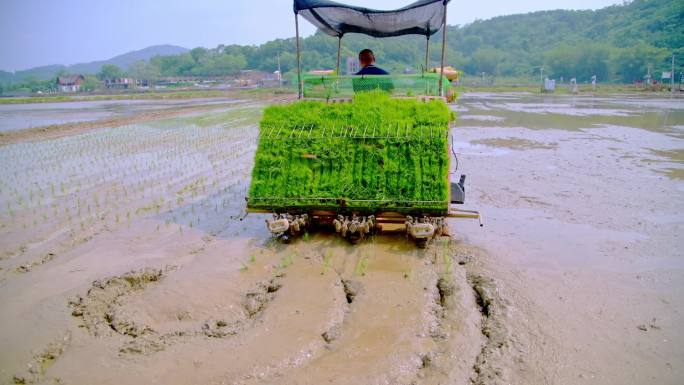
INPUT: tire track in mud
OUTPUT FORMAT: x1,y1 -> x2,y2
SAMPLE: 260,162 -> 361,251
4,220 -> 106,279
320,271 -> 361,344
68,266 -> 286,355
245,244 -> 480,385
41,239 -> 529,385
467,273 -> 510,385
457,245 -> 550,385
408,245 -> 523,385
10,331 -> 71,385
408,247 -> 484,385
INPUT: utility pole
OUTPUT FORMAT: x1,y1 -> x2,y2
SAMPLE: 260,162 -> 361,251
539,66 -> 544,91
481,72 -> 485,85
672,54 -> 675,94
277,51 -> 282,89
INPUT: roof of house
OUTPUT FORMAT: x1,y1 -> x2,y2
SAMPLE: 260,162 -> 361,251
56,75 -> 85,85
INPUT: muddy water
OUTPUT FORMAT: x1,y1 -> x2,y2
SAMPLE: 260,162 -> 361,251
0,97 -> 247,132
0,93 -> 682,385
453,92 -> 684,384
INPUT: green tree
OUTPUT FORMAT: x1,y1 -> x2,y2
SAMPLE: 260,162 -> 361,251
545,43 -> 610,81
191,54 -> 247,76
97,64 -> 123,80
461,35 -> 482,55
612,44 -> 670,83
55,68 -> 70,77
52,0 -> 680,83
190,47 -> 209,63
151,54 -> 196,76
128,60 -> 161,80
80,75 -> 101,91
466,47 -> 505,75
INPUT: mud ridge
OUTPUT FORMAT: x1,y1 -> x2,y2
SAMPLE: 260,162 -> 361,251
121,274 -> 285,354
242,274 -> 283,317
321,275 -> 361,344
69,269 -> 285,355
437,276 -> 455,309
415,276 -> 453,381
341,278 -> 361,305
15,252 -> 56,273
467,273 -> 510,385
12,331 -> 71,384
69,268 -> 165,337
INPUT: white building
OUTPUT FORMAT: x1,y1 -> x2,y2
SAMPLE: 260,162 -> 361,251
56,75 -> 85,92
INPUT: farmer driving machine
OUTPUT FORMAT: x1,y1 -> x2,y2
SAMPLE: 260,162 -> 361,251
246,0 -> 482,247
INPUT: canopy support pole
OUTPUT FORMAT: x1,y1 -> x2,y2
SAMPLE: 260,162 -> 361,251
336,36 -> 342,76
438,1 -> 448,97
295,13 -> 302,99
424,37 -> 429,73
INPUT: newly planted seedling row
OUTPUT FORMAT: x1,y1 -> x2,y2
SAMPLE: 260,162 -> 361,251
0,110 -> 260,260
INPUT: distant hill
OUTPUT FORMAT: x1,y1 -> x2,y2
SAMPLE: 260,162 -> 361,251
6,45 -> 188,83
68,44 -> 188,74
0,70 -> 15,83
276,0 -> 683,82
143,0 -> 678,83
3,0 -> 682,86
11,65 -> 67,83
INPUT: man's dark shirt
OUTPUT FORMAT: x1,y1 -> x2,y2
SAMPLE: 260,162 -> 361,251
355,64 -> 389,75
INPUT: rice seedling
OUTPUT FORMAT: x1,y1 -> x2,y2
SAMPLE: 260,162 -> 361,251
354,256 -> 369,276
319,251 -> 333,275
0,107 -> 261,259
279,254 -> 294,269
248,91 -> 453,214
442,248 -> 452,279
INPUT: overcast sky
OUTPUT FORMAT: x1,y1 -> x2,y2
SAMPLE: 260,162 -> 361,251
1,0 -> 622,72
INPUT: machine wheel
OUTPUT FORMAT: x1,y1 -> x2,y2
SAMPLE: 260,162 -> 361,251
414,238 -> 429,249
347,234 -> 362,244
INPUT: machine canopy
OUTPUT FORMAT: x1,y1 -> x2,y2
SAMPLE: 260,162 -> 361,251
293,0 -> 450,38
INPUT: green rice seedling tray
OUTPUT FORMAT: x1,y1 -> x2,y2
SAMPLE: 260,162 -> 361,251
247,91 -> 454,215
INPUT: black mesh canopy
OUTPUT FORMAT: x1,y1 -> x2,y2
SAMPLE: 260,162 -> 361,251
293,0 -> 450,38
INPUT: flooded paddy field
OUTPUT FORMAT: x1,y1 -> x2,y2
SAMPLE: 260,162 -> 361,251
0,97 -> 248,133
0,92 -> 682,384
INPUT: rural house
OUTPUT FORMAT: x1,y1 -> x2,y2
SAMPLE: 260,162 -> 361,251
56,75 -> 85,92
104,77 -> 140,89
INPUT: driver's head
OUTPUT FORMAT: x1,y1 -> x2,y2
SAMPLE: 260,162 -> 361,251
358,49 -> 376,67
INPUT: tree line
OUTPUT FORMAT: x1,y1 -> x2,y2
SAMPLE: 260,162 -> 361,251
2,0 -> 681,94
123,0 -> 684,83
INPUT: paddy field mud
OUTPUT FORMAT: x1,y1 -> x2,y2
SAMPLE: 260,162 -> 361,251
0,92 -> 682,384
